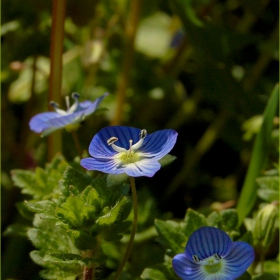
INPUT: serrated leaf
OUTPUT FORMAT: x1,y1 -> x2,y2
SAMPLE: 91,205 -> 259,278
67,230 -> 97,250
158,154 -> 177,167
56,196 -> 96,228
184,208 -> 207,237
102,221 -> 131,242
44,253 -> 94,267
96,196 -> 128,226
220,209 -> 238,231
25,200 -> 57,219
11,155 -> 69,200
155,219 -> 186,255
28,215 -> 78,254
59,166 -> 92,197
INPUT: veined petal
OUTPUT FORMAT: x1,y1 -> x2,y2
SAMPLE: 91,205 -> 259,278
80,157 -> 125,174
185,227 -> 232,261
124,159 -> 161,177
172,253 -> 206,280
223,241 -> 254,279
47,111 -> 84,127
76,92 -> 108,115
29,112 -> 61,133
139,129 -> 178,160
88,126 -> 142,158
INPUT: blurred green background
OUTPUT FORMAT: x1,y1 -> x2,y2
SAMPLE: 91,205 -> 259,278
1,0 -> 279,279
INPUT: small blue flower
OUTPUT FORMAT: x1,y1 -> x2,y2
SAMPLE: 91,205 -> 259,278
29,92 -> 108,136
80,126 -> 178,177
172,226 -> 254,280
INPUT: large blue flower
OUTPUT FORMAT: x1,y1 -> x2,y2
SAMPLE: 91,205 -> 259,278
172,227 -> 254,280
80,126 -> 178,177
29,92 -> 108,136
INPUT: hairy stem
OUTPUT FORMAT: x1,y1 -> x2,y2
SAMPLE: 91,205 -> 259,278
113,176 -> 138,280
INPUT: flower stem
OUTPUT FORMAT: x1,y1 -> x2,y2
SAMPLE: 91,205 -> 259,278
113,176 -> 138,280
71,130 -> 83,159
48,0 -> 65,161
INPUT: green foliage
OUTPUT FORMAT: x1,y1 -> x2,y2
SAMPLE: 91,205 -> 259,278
256,173 -> 279,203
236,85 -> 279,226
252,204 -> 278,249
11,155 -> 69,200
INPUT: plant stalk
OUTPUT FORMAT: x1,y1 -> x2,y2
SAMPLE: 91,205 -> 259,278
113,176 -> 138,280
48,0 -> 66,161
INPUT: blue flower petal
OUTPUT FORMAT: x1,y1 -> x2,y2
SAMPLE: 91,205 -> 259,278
140,129 -> 178,160
29,112 -> 61,133
29,93 -> 108,136
76,92 -> 108,115
88,126 -> 142,158
125,159 -> 161,177
185,227 -> 232,261
172,253 -> 206,280
223,241 -> 254,279
80,157 -> 124,174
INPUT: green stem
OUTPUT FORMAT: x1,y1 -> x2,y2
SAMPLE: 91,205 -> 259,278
113,176 -> 138,280
47,0 -> 65,161
71,130 -> 83,159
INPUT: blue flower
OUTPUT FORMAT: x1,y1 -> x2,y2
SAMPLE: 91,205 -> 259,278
80,126 -> 178,177
29,92 -> 108,136
172,226 -> 254,280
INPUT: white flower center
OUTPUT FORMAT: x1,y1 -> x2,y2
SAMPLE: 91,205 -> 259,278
50,92 -> 80,115
192,253 -> 223,274
107,129 -> 147,164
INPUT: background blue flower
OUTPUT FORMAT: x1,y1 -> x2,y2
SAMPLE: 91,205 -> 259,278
29,92 -> 108,136
80,126 -> 178,177
172,226 -> 254,280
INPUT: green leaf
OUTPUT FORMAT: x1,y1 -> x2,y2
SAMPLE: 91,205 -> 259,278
155,219 -> 186,255
3,224 -> 31,237
220,209 -> 238,231
56,196 -> 96,228
59,166 -> 92,197
184,208 -> 207,237
25,200 -> 57,219
253,204 -> 278,248
158,154 -> 177,167
16,201 -> 34,220
236,84 -> 279,226
96,196 -> 128,226
11,155 -> 69,200
141,264 -> 176,280
44,253 -> 94,267
256,176 -> 279,202
67,230 -> 97,250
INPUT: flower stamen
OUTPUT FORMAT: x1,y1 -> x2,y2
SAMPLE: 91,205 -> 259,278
192,255 -> 200,263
